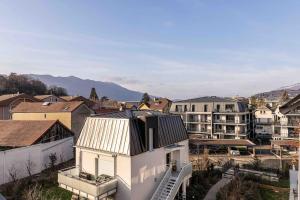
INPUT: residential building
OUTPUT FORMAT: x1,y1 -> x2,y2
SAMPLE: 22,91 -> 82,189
0,120 -> 73,149
274,94 -> 300,140
35,95 -> 66,102
170,96 -> 254,139
255,105 -> 274,141
139,98 -> 172,113
58,111 -> 191,200
11,101 -> 94,140
0,120 -> 74,185
0,93 -> 39,120
60,95 -> 95,108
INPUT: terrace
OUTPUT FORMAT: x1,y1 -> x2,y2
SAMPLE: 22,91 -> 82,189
58,167 -> 118,200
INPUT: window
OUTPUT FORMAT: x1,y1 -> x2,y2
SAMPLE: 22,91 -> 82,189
184,105 -> 187,112
192,105 -> 195,112
44,114 -> 47,119
216,104 -> 220,112
175,105 -> 183,112
225,104 -> 235,111
204,105 -> 208,112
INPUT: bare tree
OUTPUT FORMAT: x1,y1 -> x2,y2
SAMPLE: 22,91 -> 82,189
26,158 -> 36,177
8,165 -> 18,182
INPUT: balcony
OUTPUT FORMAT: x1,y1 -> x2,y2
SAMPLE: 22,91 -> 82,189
58,167 -> 118,199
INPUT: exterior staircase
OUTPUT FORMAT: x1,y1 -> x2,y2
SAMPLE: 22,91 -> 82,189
151,163 -> 192,200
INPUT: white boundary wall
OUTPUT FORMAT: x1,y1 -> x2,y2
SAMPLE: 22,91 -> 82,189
0,137 -> 74,185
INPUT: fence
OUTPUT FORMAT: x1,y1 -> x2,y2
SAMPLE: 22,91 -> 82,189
0,137 -> 74,185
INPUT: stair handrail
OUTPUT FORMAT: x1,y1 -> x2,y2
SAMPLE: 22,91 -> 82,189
166,162 -> 192,200
150,165 -> 172,200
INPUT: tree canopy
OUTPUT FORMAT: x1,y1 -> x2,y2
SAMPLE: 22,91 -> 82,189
0,73 -> 68,96
140,93 -> 151,105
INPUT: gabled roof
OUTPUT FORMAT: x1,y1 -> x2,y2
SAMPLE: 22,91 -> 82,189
149,98 -> 172,111
279,94 -> 300,114
60,96 -> 95,107
0,120 -> 57,147
12,101 -> 85,113
34,94 -> 65,101
77,113 -> 188,156
0,93 -> 38,106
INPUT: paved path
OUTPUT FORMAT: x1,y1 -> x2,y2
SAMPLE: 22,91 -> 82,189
203,175 -> 232,200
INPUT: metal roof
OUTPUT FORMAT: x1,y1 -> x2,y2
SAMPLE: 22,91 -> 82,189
77,113 -> 188,156
77,117 -> 132,155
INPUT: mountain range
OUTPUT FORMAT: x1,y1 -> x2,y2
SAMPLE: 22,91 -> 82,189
28,74 -> 144,101
254,83 -> 300,99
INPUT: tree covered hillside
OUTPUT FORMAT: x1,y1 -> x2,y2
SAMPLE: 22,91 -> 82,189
0,73 -> 68,96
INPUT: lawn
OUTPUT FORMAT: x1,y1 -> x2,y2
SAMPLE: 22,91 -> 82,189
259,187 -> 289,200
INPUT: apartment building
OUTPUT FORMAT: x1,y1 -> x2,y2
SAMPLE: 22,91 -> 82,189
58,111 -> 191,200
255,105 -> 274,141
170,96 -> 254,139
273,94 -> 300,140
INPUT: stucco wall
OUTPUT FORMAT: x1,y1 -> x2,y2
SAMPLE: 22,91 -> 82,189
130,139 -> 189,200
12,112 -> 72,129
0,137 -> 74,185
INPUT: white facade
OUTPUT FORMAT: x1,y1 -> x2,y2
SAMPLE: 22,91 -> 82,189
0,137 -> 73,185
58,113 -> 191,200
255,106 -> 274,139
74,140 -> 189,200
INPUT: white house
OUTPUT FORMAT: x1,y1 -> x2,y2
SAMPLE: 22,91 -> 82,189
255,105 -> 274,140
58,111 -> 192,200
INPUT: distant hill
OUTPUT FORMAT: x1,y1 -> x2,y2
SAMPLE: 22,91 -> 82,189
254,83 -> 300,99
28,74 -> 144,101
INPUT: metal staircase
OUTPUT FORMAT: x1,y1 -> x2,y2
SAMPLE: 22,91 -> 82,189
151,163 -> 192,200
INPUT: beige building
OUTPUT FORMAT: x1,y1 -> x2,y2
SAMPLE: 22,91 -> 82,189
58,111 -> 191,200
0,93 -> 38,120
170,96 -> 254,139
11,101 -> 94,140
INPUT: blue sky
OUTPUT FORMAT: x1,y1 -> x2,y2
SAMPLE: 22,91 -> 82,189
0,0 -> 300,99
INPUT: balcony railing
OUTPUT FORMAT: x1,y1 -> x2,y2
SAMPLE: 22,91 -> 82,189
58,167 -> 118,199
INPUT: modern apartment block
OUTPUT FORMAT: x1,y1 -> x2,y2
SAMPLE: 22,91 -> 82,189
58,111 -> 191,200
273,94 -> 300,140
170,96 -> 254,139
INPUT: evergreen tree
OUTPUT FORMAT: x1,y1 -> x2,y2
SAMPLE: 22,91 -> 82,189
140,93 -> 151,105
89,87 -> 99,101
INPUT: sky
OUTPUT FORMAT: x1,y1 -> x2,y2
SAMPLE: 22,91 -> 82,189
0,0 -> 300,99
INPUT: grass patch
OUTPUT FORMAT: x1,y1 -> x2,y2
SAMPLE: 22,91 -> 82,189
42,185 -> 72,199
259,187 -> 289,200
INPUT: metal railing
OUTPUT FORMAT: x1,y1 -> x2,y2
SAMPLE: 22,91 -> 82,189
150,166 -> 172,200
166,163 -> 192,200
